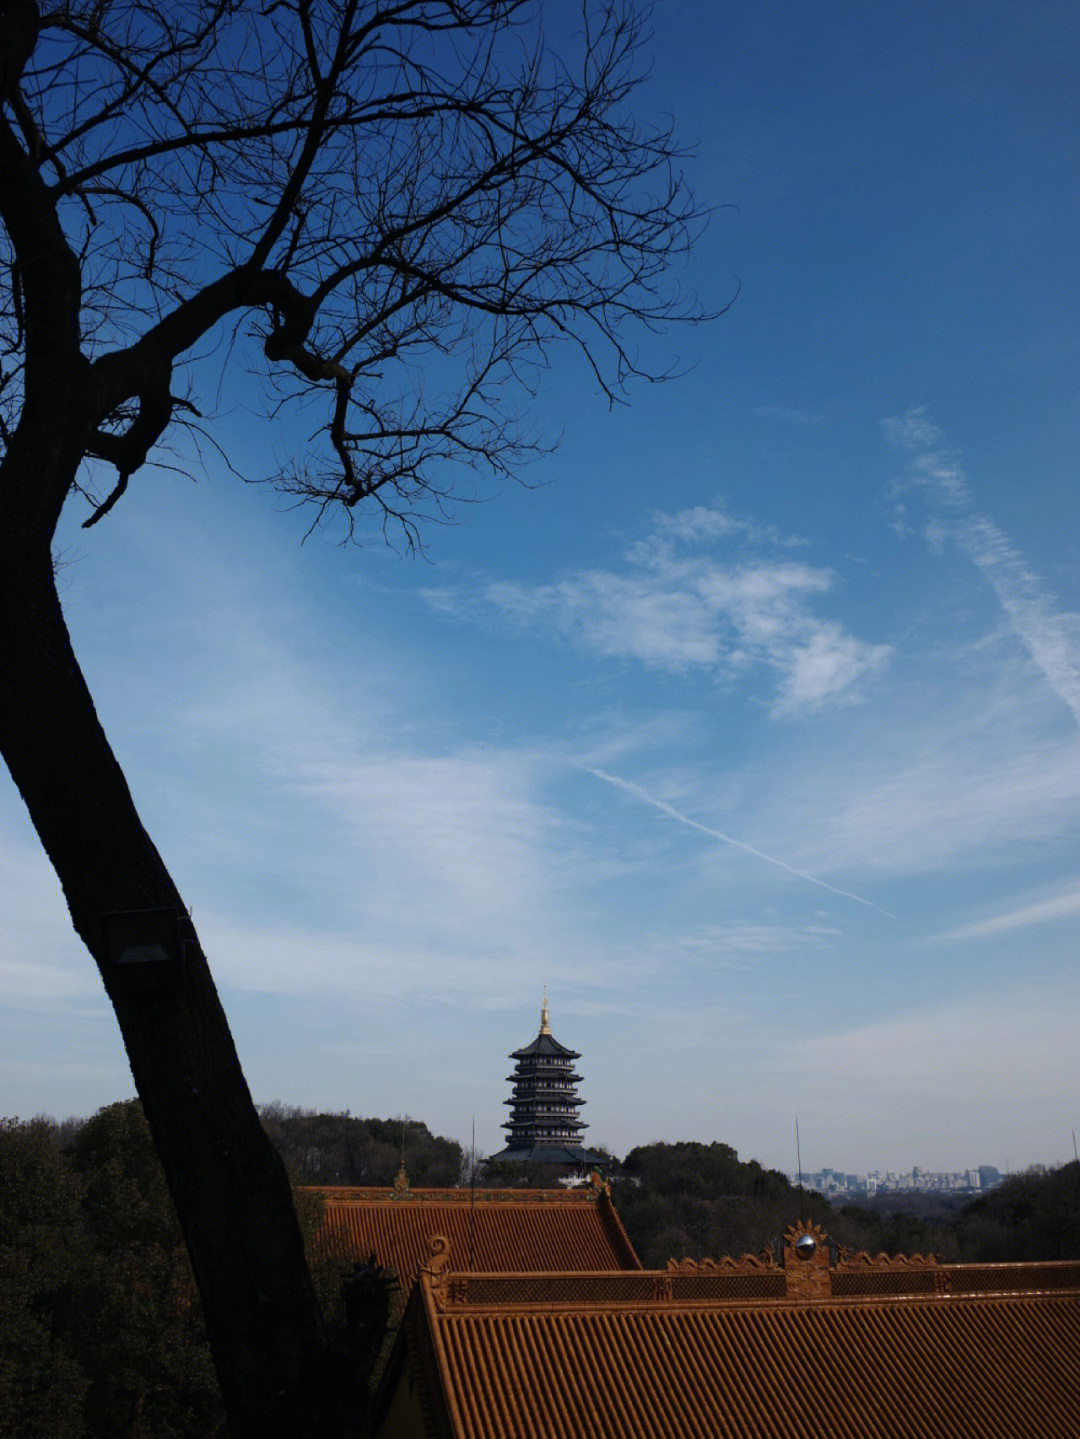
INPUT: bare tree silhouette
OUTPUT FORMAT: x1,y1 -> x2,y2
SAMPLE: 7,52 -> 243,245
0,2 -> 707,1432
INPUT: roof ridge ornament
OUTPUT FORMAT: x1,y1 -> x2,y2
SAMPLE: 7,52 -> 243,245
784,1221 -> 832,1303
835,1245 -> 944,1270
421,1234 -> 452,1309
421,1234 -> 451,1280
540,987 -> 551,1035
667,1252 -> 778,1274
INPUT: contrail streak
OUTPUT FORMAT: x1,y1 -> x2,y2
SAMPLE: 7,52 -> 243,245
587,767 -> 894,917
885,408 -> 1080,729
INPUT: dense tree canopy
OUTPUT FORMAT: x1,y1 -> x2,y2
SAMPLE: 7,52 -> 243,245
0,1119 -> 87,1439
0,1103 -> 470,1436
259,1105 -> 462,1187
0,1108 -> 223,1439
616,1140 -> 822,1265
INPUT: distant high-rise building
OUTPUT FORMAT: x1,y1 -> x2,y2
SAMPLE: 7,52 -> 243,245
978,1165 -> 1002,1189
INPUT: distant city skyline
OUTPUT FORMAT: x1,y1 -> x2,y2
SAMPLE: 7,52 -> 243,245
790,1164 -> 1007,1199
2,0 -> 1078,1176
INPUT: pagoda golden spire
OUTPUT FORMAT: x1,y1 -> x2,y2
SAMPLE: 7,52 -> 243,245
540,987 -> 551,1035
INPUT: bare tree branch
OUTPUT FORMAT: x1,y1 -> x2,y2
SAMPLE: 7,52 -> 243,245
3,0 -> 708,545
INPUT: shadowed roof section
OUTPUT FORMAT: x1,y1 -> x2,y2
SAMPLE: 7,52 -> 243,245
307,1181 -> 641,1302
375,1223 -> 1080,1439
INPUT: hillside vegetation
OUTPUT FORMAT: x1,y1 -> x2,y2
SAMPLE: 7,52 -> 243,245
613,1141 -> 1080,1267
3,1107 -> 1078,1436
1,1106 -> 223,1439
257,1105 -> 462,1188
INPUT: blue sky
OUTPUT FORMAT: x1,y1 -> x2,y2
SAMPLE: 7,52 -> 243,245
2,0 -> 1078,1175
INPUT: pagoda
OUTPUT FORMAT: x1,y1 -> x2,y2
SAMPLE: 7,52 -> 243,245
486,994 -> 606,1167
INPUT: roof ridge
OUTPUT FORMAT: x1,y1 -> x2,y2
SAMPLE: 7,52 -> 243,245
417,1262 -> 1080,1315
309,1185 -> 602,1204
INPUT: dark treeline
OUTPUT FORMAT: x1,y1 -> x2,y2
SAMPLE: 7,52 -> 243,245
257,1105 -> 462,1188
4,1110 -> 1079,1437
611,1141 -> 1080,1268
0,1102 -> 458,1438
616,1141 -> 836,1266
1,1105 -> 224,1439
929,1160 -> 1080,1262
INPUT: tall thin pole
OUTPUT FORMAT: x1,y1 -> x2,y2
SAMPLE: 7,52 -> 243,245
795,1117 -> 805,1213
469,1116 -> 477,1272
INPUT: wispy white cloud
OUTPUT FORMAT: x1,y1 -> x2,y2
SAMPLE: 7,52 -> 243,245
932,884 -> 1080,943
779,623 -> 889,716
883,409 -> 970,505
761,702 -> 1080,877
641,921 -> 843,965
959,519 -> 1080,724
435,505 -> 890,716
646,504 -> 807,549
287,747 -> 569,935
884,407 -> 1080,726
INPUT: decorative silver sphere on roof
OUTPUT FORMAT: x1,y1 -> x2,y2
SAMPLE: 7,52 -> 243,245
794,1233 -> 817,1260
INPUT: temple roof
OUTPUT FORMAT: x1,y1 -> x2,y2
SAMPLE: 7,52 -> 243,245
306,1181 -> 640,1304
375,1227 -> 1080,1438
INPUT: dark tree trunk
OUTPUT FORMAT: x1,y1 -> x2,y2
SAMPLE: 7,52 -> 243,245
1,94 -> 362,1437
0,528 -> 349,1438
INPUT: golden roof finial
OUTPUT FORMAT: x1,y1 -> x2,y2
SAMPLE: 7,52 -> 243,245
540,986 -> 551,1035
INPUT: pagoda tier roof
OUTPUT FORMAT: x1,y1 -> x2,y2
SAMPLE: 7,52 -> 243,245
306,1182 -> 640,1307
486,1142 -> 604,1165
501,1116 -> 586,1130
503,1123 -> 584,1132
503,1093 -> 584,1105
500,1136 -> 588,1147
509,1031 -> 579,1060
505,1065 -> 581,1076
375,1228 -> 1080,1439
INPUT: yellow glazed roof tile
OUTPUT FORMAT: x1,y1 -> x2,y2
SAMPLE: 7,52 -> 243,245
308,1185 -> 641,1303
387,1248 -> 1080,1439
